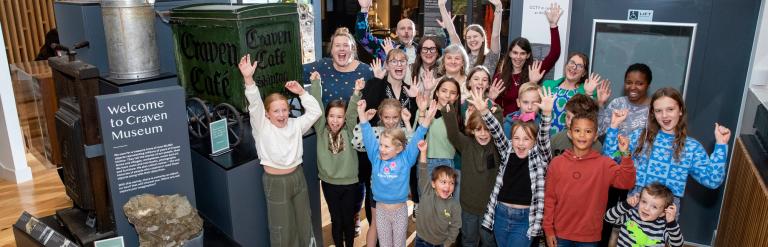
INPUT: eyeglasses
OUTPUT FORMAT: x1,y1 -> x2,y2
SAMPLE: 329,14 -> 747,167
567,60 -> 585,70
421,47 -> 437,54
388,59 -> 407,65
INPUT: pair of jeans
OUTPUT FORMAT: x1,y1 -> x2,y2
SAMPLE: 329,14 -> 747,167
494,203 -> 531,247
414,235 -> 443,247
263,166 -> 315,247
557,238 -> 598,247
461,211 -> 497,247
321,181 -> 363,247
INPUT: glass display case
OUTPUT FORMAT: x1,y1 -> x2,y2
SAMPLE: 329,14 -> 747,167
10,61 -> 60,167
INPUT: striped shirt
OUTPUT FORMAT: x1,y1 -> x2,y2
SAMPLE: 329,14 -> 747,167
605,201 -> 684,247
480,112 -> 552,238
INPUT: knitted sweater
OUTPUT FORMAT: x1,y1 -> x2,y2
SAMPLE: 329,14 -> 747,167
602,128 -> 728,197
311,78 -> 360,185
302,58 -> 373,105
597,96 -> 649,137
604,201 -> 684,247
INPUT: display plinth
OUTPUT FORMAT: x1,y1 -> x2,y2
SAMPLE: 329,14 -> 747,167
56,208 -> 115,246
190,119 -> 322,246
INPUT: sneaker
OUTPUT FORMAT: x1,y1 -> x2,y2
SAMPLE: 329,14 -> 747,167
411,203 -> 418,222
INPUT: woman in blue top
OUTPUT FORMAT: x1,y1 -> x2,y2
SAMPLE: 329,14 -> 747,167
541,52 -> 603,135
303,27 -> 373,104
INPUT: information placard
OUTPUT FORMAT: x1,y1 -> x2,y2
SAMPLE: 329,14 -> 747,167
94,236 -> 124,247
209,118 -> 230,155
95,86 -> 195,247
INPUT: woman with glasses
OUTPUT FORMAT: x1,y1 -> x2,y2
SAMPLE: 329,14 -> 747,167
541,52 -> 601,135
494,3 -> 564,117
303,28 -> 374,105
439,0 -> 503,75
404,36 -> 444,93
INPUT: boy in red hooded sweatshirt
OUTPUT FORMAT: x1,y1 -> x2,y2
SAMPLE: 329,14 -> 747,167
543,108 -> 636,247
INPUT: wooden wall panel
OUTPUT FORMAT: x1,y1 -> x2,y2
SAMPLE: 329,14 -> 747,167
714,138 -> 768,246
0,0 -> 56,64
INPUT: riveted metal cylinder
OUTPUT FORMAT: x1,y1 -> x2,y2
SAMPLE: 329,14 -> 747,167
101,0 -> 160,79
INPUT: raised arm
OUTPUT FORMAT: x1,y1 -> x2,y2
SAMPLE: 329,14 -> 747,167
690,124 -> 730,189
540,3 -> 563,72
442,106 -> 472,152
286,81 -> 321,134
346,79 -> 365,132
604,198 -> 633,225
601,109 -> 631,156
355,0 -> 386,59
469,89 -> 510,157
489,0 -> 503,53
309,72 -> 326,131
533,87 -> 554,162
438,0 -> 462,46
609,137 -> 636,190
241,55 -> 266,131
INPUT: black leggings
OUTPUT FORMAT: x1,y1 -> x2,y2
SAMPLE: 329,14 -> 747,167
321,181 -> 363,247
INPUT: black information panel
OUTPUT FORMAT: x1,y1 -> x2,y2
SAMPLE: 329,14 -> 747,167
95,86 -> 195,247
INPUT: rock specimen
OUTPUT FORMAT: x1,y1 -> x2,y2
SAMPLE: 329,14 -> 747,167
123,194 -> 203,247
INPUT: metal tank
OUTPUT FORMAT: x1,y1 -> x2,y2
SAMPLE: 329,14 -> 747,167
101,0 -> 160,79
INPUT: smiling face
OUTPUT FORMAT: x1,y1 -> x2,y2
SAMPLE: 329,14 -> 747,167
326,107 -> 345,134
565,55 -> 586,82
511,125 -> 535,158
516,90 -> 541,114
266,100 -> 290,128
379,135 -> 404,160
435,81 -> 459,106
472,127 -> 491,145
431,173 -> 456,199
420,39 -> 439,67
509,45 -> 530,70
396,19 -> 415,44
379,107 -> 401,129
465,29 -> 485,52
387,53 -> 408,81
567,118 -> 598,154
624,71 -> 650,104
444,52 -> 465,75
468,71 -> 490,93
638,190 -> 667,221
652,96 -> 682,134
331,35 -> 354,67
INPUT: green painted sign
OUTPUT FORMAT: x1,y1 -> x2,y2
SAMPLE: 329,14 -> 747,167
170,3 -> 302,111
209,118 -> 229,155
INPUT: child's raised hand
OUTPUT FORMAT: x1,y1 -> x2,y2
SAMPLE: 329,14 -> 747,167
420,100 -> 439,127
417,140 -> 428,152
610,109 -> 629,128
618,134 -> 629,153
416,90 -> 429,111
406,83 -> 419,98
365,109 -> 377,121
309,71 -> 321,81
535,86 -> 555,117
467,89 -> 489,114
545,2 -> 563,28
354,78 -> 366,94
528,60 -> 545,84
238,54 -> 258,84
488,77 -> 505,100
596,79 -> 612,107
371,58 -> 386,79
584,73 -> 602,95
714,123 -> 732,144
357,100 -> 368,122
401,108 -> 412,122
382,38 -> 400,56
627,194 -> 639,207
665,204 -> 677,223
285,81 -> 305,95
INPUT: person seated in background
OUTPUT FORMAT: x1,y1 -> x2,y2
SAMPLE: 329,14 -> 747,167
35,28 -> 61,61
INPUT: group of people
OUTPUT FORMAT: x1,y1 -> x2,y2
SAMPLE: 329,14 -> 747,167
241,0 -> 732,246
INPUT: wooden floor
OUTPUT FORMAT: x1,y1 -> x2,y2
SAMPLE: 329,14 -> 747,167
0,153 -> 417,247
0,154 -> 71,247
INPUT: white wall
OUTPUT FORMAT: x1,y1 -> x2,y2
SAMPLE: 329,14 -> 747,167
0,21 -> 32,183
750,0 -> 768,85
